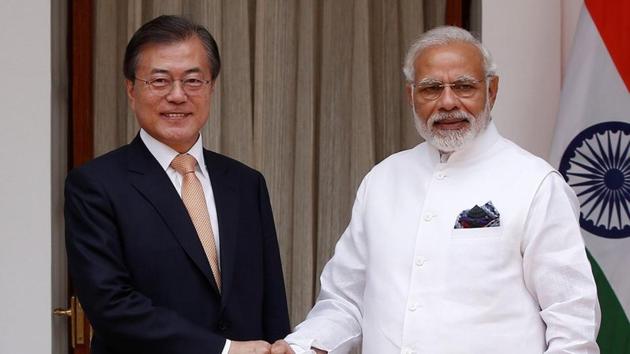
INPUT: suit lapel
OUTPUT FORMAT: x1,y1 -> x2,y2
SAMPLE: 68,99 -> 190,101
204,149 -> 239,308
125,136 -> 220,294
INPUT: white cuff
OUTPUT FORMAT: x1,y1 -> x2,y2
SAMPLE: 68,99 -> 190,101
287,337 -> 329,353
220,339 -> 231,354
289,344 -> 316,354
287,336 -> 315,353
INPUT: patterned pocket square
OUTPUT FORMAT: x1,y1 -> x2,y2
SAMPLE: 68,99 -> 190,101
454,201 -> 500,229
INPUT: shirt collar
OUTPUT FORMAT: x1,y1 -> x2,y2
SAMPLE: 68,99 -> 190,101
139,129 -> 208,177
426,120 -> 501,166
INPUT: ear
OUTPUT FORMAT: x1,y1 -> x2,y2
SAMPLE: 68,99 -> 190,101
487,75 -> 499,110
209,80 -> 216,95
405,84 -> 414,107
126,79 -> 137,110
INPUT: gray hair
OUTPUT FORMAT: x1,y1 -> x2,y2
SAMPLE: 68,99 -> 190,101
402,26 -> 497,82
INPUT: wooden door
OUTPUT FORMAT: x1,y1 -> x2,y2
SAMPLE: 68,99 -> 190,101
53,0 -> 94,353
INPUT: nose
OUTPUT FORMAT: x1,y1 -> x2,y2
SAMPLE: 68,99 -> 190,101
165,80 -> 187,103
436,85 -> 460,111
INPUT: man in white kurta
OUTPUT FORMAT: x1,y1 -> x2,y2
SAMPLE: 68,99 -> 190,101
273,26 -> 599,354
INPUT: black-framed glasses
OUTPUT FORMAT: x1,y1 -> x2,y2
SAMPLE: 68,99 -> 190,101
135,77 -> 213,96
411,78 -> 485,101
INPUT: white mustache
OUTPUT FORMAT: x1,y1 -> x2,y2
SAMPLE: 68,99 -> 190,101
429,111 -> 473,126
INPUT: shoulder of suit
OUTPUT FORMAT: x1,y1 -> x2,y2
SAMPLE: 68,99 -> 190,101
64,144 -> 133,191
70,144 -> 131,175
203,148 -> 262,179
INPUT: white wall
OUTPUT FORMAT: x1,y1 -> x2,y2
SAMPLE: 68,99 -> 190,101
482,0 -> 583,160
0,0 -> 52,353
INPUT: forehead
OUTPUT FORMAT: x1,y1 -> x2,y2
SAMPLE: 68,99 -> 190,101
135,36 -> 211,75
413,41 -> 484,80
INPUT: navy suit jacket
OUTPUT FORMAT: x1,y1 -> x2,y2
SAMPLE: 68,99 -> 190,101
65,136 -> 290,354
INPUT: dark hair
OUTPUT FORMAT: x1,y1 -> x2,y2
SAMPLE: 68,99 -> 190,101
123,15 -> 221,81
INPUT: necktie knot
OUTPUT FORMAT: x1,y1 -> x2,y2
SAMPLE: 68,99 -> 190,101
171,153 -> 197,175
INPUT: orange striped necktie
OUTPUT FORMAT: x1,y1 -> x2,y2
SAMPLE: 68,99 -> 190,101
171,153 -> 221,291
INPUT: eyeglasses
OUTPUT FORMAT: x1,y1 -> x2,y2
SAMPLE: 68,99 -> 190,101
135,77 -> 213,96
411,78 -> 485,101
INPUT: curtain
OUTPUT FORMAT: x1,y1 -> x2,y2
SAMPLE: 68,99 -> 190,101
93,0 -> 447,328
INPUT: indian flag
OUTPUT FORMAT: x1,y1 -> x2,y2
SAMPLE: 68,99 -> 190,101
548,0 -> 630,352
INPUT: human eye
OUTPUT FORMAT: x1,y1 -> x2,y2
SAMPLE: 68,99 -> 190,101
183,78 -> 204,88
420,84 -> 443,95
453,81 -> 477,94
149,77 -> 171,88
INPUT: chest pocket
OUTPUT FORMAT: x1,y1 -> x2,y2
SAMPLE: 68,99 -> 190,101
451,226 -> 502,239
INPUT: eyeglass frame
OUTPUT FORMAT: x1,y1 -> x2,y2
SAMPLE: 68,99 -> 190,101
134,76 -> 214,96
410,75 -> 494,101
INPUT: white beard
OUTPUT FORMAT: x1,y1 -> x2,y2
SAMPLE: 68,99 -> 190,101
413,99 -> 491,152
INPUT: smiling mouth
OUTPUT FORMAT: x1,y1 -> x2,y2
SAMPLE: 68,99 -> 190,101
161,113 -> 191,119
432,118 -> 469,130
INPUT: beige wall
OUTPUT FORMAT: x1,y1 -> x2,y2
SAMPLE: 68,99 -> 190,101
482,0 -> 583,161
562,0 -> 584,78
483,0 -> 560,160
0,0 -> 52,353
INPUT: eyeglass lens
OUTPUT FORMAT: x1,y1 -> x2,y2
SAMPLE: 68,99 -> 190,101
415,81 -> 480,101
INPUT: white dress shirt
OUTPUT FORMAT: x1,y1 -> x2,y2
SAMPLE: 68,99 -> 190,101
140,129 -> 221,259
287,122 -> 600,354
140,129 -> 231,354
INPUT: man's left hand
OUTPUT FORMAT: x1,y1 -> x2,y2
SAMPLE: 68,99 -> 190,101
229,340 -> 271,353
270,340 -> 295,354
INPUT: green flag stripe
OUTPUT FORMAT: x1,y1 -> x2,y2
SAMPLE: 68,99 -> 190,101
587,250 -> 630,353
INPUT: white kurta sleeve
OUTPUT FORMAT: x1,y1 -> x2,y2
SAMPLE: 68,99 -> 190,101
286,177 -> 370,353
521,172 -> 600,354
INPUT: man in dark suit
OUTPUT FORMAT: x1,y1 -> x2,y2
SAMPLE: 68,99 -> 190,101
65,15 -> 290,354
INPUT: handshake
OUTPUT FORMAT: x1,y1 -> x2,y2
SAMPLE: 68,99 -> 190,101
229,340 -> 327,354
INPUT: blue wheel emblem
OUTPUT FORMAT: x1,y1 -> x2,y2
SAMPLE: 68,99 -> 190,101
559,121 -> 630,238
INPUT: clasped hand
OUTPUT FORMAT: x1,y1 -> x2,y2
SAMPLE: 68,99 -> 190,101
229,339 -> 295,354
